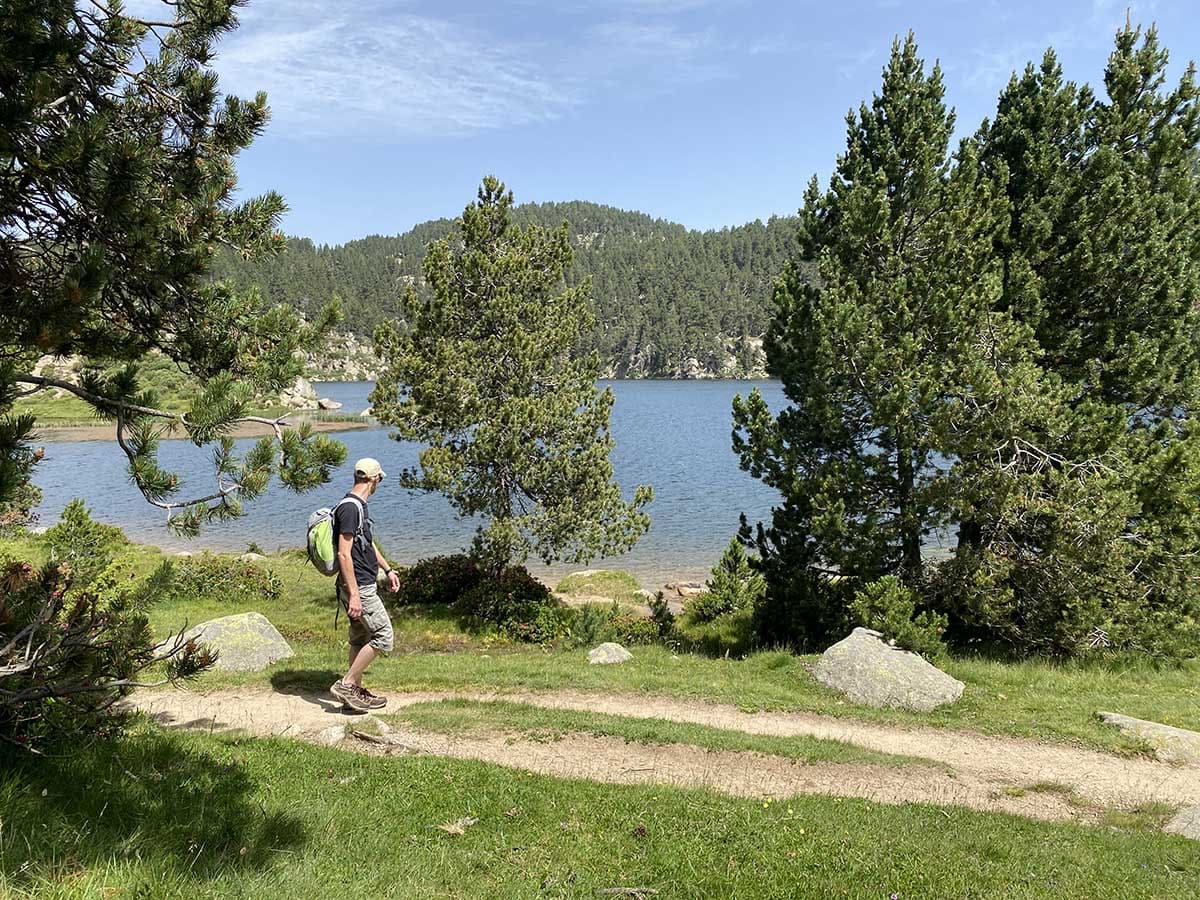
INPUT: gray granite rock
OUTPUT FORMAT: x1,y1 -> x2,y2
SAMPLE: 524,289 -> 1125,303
588,642 -> 633,665
317,397 -> 343,411
238,552 -> 266,562
317,724 -> 346,746
814,627 -> 964,712
1097,711 -> 1200,764
183,612 -> 294,672
1165,806 -> 1200,841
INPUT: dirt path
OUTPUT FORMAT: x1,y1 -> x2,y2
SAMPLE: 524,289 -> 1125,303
133,686 -> 1200,829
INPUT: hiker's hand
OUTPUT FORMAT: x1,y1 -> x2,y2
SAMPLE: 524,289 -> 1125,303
347,595 -> 363,619
387,570 -> 400,593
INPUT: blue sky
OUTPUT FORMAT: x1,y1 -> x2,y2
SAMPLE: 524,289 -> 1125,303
133,0 -> 1198,244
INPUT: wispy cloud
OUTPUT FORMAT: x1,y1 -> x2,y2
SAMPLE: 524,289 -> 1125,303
207,2 -> 572,139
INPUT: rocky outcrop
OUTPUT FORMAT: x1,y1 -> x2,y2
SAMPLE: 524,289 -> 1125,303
182,612 -> 294,672
305,331 -> 382,382
1097,711 -> 1200,764
814,627 -> 964,712
599,333 -> 769,380
279,376 -> 319,410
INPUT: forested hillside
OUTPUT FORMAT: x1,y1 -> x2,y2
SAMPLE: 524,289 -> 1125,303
212,201 -> 803,378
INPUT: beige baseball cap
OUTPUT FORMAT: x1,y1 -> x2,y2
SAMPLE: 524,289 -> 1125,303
354,457 -> 386,480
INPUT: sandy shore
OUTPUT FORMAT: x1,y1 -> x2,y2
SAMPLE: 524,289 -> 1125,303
36,417 -> 374,443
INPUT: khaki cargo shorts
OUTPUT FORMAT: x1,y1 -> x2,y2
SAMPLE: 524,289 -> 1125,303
337,578 -> 394,653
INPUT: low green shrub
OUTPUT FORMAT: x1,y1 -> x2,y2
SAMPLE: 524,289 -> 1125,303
610,611 -> 660,646
392,554 -> 483,606
689,537 -> 765,624
456,566 -> 568,643
43,499 -> 128,581
849,576 -> 946,659
568,601 -> 621,647
169,553 -> 282,606
1,508 -> 211,751
677,606 -> 755,657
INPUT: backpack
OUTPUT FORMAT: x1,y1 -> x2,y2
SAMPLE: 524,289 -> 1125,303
306,495 -> 366,576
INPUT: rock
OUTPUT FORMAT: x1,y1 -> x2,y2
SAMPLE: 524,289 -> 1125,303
348,715 -> 392,738
174,551 -> 193,558
238,552 -> 266,562
317,397 -> 343,411
634,589 -> 657,601
280,376 -> 320,410
1165,805 -> 1200,841
814,627 -> 964,712
359,408 -> 373,417
317,724 -> 346,747
1097,712 -> 1200,764
182,612 -> 294,672
588,642 -> 633,665
665,581 -> 705,598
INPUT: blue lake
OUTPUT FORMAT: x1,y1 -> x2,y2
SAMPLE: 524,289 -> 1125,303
32,381 -> 786,588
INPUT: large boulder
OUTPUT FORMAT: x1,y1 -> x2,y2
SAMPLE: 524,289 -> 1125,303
1097,711 -> 1200,764
588,642 -> 633,665
182,612 -> 294,672
317,397 -> 343,411
814,627 -> 964,712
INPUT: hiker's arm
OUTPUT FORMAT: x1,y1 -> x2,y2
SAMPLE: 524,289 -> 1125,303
337,532 -> 362,618
374,542 -> 400,592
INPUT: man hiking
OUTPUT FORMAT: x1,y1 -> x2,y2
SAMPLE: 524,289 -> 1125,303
329,457 -> 400,712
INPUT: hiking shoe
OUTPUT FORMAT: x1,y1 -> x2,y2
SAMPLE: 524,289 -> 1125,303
330,680 -> 370,712
357,685 -> 387,710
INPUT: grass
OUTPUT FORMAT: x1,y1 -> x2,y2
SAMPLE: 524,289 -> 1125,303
554,569 -> 645,604
390,698 -> 923,767
1,727 -> 1197,899
4,530 -> 1199,755
15,351 -> 354,427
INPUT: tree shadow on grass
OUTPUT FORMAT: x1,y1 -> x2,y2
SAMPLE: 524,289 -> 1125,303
270,667 -> 343,696
0,729 -> 306,889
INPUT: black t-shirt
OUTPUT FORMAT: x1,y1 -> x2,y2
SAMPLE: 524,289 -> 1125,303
333,492 -> 379,588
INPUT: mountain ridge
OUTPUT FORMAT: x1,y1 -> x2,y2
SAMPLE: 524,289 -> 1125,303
213,200 -> 806,379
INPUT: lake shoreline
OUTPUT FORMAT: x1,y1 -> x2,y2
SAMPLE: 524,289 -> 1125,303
36,417 -> 375,443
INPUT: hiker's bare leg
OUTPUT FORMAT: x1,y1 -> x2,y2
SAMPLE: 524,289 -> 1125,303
345,644 -> 378,686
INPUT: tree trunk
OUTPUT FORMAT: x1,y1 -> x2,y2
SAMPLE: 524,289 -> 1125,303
895,439 -> 923,584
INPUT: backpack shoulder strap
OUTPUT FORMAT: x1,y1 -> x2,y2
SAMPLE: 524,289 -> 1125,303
333,495 -> 366,537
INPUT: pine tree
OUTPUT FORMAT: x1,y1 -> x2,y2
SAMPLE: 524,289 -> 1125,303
733,35 -> 1008,649
371,178 -> 652,572
946,24 -> 1200,657
0,1 -> 344,532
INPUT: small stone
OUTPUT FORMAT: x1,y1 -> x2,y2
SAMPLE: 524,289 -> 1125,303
238,552 -> 266,562
1097,712 -> 1200,764
174,550 -> 193,557
665,580 -> 705,598
587,642 -> 633,665
317,724 -> 346,747
814,627 -> 964,712
317,397 -> 343,411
